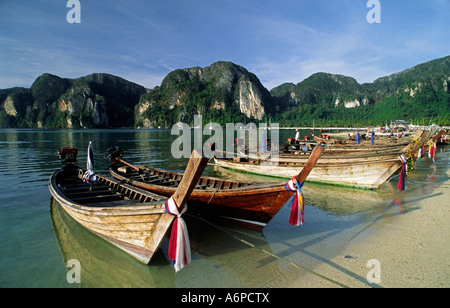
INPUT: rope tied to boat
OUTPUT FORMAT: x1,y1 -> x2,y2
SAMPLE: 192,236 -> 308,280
285,176 -> 305,226
164,196 -> 191,272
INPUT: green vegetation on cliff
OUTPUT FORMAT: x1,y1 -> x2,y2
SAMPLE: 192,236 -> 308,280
0,73 -> 145,128
135,62 -> 268,128
271,56 -> 450,127
1,57 -> 449,128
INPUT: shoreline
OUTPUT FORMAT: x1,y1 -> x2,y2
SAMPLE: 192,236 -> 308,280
1,125 -> 449,131
304,172 -> 450,288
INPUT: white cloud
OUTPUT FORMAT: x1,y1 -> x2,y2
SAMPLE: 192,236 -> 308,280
1,0 -> 448,91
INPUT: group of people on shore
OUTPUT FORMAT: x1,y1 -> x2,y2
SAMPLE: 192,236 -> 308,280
293,129 -> 330,143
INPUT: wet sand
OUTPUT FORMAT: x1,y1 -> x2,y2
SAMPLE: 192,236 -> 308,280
304,176 -> 450,288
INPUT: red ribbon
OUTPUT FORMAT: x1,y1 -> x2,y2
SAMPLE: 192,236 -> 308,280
397,160 -> 407,191
285,176 -> 305,226
164,197 -> 191,272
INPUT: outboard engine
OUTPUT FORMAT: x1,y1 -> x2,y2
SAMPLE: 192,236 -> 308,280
104,146 -> 124,162
58,148 -> 78,166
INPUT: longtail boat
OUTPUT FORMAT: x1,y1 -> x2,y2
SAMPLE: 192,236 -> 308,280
214,130 -> 434,190
281,133 -> 422,164
106,146 -> 324,230
49,145 -> 209,265
214,156 -> 402,190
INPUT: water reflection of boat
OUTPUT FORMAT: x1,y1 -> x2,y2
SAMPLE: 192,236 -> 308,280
215,165 -> 386,215
186,215 -> 319,287
302,184 -> 386,214
52,195 -> 314,288
50,198 -> 175,288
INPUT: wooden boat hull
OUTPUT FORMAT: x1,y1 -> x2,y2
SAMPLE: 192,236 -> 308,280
109,165 -> 293,230
49,166 -> 174,264
214,157 -> 403,190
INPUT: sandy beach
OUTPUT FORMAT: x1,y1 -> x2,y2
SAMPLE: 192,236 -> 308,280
303,172 -> 450,288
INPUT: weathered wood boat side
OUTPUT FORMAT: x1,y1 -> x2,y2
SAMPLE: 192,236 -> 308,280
49,166 -> 173,264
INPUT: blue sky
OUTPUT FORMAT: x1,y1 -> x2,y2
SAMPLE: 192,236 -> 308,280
0,0 -> 448,90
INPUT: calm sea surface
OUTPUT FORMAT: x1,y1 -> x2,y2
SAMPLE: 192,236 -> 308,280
0,128 -> 448,288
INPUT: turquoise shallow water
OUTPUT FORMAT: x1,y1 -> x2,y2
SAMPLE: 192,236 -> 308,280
0,128 -> 447,288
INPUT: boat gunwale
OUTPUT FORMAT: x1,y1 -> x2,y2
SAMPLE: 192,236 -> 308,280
108,164 -> 287,196
216,157 -> 402,168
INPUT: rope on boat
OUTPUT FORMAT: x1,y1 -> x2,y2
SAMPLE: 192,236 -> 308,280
206,188 -> 219,205
193,215 -> 350,288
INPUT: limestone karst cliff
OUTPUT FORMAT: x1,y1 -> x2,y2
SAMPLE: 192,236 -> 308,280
1,56 -> 449,128
135,61 -> 272,128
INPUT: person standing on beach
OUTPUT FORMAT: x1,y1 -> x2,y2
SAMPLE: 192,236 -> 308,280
295,129 -> 300,143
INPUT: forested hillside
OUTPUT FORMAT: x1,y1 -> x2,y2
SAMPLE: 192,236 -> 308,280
270,56 -> 450,127
1,56 -> 448,128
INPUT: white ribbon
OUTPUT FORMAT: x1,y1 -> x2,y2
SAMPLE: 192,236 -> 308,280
165,196 -> 191,272
82,170 -> 97,183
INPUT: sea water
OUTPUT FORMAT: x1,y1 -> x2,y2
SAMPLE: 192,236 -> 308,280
0,128 -> 447,288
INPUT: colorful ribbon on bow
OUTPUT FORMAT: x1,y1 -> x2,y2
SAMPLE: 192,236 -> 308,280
397,156 -> 407,191
418,146 -> 424,163
428,140 -> 436,161
82,141 -> 97,183
82,170 -> 97,183
285,176 -> 305,226
164,196 -> 191,272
